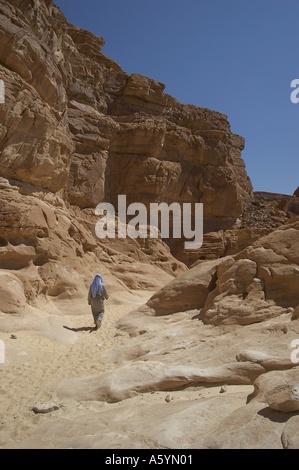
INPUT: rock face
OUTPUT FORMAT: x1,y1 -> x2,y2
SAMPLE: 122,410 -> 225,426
265,384 -> 299,412
0,0 -> 295,287
1,0 -> 299,451
144,218 -> 299,326
0,0 -> 74,192
0,0 -> 255,272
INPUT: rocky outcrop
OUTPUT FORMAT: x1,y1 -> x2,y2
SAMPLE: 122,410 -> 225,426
0,0 -> 256,275
0,177 -> 188,309
265,384 -> 299,412
1,1 -> 299,450
56,360 -> 265,403
0,1 -> 74,192
15,296 -> 299,449
1,0 -> 296,273
0,0 -> 299,324
140,218 -> 299,326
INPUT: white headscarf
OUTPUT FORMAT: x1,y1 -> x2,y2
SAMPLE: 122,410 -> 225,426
90,274 -> 104,298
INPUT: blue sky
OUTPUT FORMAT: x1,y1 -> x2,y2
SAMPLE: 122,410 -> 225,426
54,0 -> 298,196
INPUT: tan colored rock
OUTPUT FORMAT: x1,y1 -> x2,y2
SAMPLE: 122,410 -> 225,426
200,400 -> 284,449
1,0 -> 299,451
0,181 -> 184,308
0,0 -> 255,273
146,257 -> 227,315
281,416 -> 299,448
202,220 -> 299,325
247,368 -> 299,403
291,305 -> 299,320
287,199 -> 299,215
236,349 -> 294,371
56,360 -> 264,403
0,271 -> 26,314
236,220 -> 299,307
122,218 -> 299,325
265,383 -> 299,412
0,4 -> 74,191
18,392 -> 251,449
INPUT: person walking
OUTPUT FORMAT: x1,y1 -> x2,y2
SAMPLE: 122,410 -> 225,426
87,274 -> 109,330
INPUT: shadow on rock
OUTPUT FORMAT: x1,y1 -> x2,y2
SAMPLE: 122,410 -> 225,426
257,406 -> 299,423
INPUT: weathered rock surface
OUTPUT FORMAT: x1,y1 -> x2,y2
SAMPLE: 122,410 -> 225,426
56,360 -> 265,403
0,0 -> 257,270
0,177 -> 186,307
15,310 -> 299,449
265,383 -> 299,412
19,392 -> 252,449
1,0 -> 299,450
0,0 -> 296,310
281,416 -> 299,449
142,219 -> 299,326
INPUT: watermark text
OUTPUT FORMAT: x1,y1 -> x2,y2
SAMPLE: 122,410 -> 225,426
290,79 -> 299,104
0,79 -> 4,104
95,195 -> 203,250
290,339 -> 299,364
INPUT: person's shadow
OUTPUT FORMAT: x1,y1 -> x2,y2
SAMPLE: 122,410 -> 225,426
63,325 -> 96,333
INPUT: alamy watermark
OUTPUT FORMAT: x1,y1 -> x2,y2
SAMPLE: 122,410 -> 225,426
0,340 -> 5,364
95,195 -> 203,250
290,79 -> 299,104
290,339 -> 299,364
0,79 -> 4,104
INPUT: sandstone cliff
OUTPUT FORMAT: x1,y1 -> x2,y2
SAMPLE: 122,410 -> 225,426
0,0 -> 255,285
1,0 -> 299,451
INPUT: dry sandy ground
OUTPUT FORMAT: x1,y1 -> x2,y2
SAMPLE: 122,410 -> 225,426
0,288 -> 254,449
0,290 -> 158,448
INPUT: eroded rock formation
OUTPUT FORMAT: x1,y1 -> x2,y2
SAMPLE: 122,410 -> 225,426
1,0 -> 299,451
0,0 -> 256,283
